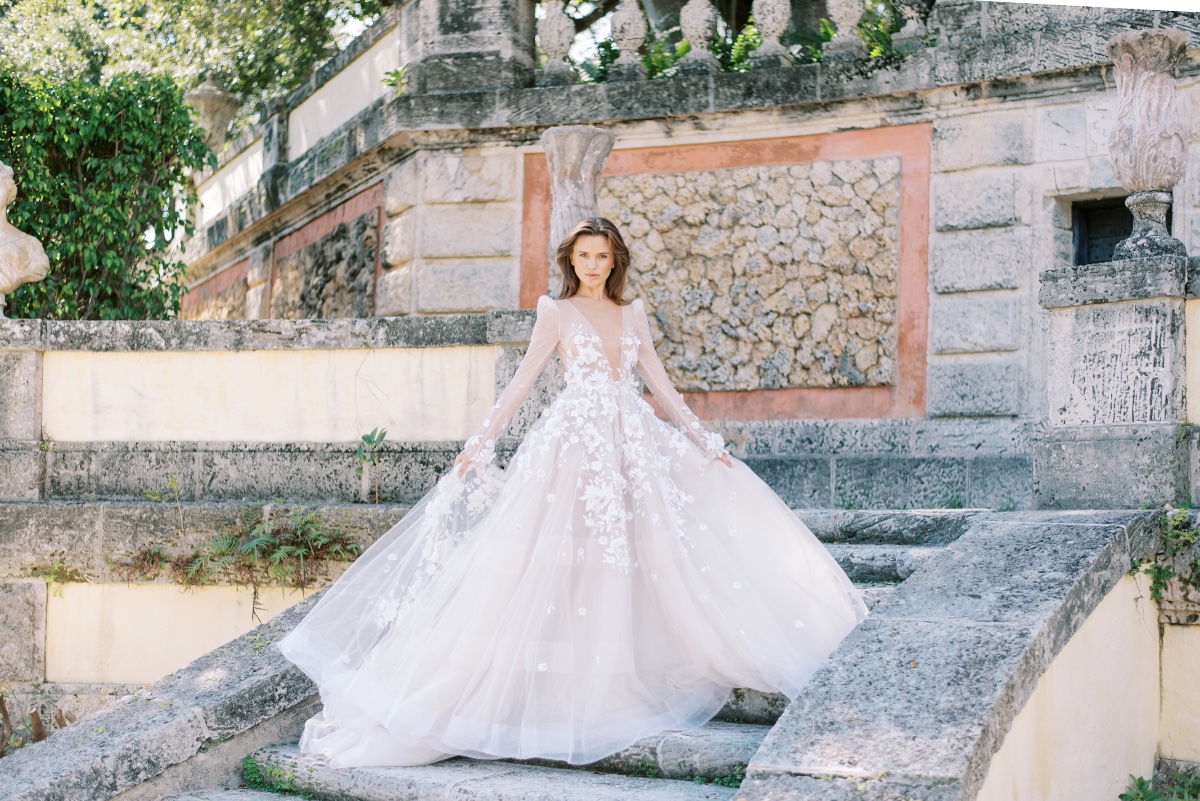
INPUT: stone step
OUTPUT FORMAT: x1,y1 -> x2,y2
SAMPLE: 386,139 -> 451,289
826,543 -> 943,583
0,500 -> 950,582
251,743 -> 743,800
166,793 -> 284,801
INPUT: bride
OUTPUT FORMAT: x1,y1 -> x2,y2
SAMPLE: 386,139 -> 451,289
278,217 -> 868,768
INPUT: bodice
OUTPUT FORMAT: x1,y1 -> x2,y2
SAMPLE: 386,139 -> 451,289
554,299 -> 641,391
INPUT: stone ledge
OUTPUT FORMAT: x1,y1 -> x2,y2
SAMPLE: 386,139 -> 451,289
1039,256 -> 1189,309
745,510 -> 1158,799
0,594 -> 322,801
0,311 -> 535,353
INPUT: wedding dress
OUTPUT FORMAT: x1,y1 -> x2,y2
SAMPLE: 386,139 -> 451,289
277,295 -> 868,768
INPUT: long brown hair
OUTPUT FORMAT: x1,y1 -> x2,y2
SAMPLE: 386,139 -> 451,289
555,217 -> 631,304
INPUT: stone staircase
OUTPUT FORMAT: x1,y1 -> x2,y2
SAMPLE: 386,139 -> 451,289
0,510 -> 1154,801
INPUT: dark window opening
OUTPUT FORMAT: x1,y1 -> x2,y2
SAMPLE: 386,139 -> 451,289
1072,197 -> 1172,266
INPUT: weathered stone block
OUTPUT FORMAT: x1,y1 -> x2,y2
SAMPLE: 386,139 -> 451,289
415,260 -> 517,313
383,157 -> 417,216
933,111 -> 1032,172
934,172 -> 1018,231
245,284 -> 266,320
419,150 -> 515,203
912,418 -> 1031,456
1046,300 -> 1184,426
1085,95 -> 1116,157
927,361 -> 1020,417
0,579 -> 45,682
930,227 -> 1027,293
0,351 -> 39,440
931,295 -> 1019,353
967,456 -> 1033,510
1039,256 -> 1188,309
0,445 -> 40,502
773,419 -> 915,456
741,457 -> 831,508
1034,425 -> 1189,509
1035,103 -> 1087,161
382,211 -> 415,268
833,457 -> 968,509
375,266 -> 413,316
419,204 -> 516,259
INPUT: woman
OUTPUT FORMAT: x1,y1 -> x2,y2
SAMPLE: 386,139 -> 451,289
278,217 -> 868,768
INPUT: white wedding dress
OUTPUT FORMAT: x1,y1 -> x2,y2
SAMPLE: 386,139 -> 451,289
278,295 -> 868,768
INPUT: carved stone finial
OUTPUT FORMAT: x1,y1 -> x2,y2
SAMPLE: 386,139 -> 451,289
1106,28 -> 1189,260
537,2 -> 578,86
677,0 -> 721,75
183,75 -> 241,153
540,126 -> 615,295
823,0 -> 866,60
751,0 -> 793,69
0,162 -> 49,319
608,0 -> 649,82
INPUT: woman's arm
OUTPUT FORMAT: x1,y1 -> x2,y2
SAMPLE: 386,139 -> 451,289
632,300 -> 731,465
456,295 -> 560,473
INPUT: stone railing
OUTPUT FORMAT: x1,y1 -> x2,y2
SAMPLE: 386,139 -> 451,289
183,2 -> 1200,274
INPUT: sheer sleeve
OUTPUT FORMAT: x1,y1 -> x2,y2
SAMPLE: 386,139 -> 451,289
632,299 -> 728,460
460,295 -> 560,466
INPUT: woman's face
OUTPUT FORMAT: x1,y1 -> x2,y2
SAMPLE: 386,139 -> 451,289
571,234 -> 614,293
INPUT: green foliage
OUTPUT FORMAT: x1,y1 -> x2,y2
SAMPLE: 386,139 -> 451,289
0,70 -> 211,320
0,0 -> 387,126
1121,772 -> 1200,801
629,759 -> 662,779
382,64 -> 411,93
855,0 -> 903,58
709,20 -> 761,72
686,763 -> 746,787
355,427 -> 388,503
241,754 -> 316,797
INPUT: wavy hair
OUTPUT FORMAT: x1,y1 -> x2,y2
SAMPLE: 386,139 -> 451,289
555,217 -> 631,305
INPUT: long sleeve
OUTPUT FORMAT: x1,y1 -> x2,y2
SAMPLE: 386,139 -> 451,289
632,299 -> 728,460
460,295 -> 561,466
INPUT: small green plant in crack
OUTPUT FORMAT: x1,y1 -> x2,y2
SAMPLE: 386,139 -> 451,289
241,754 -> 316,797
1119,772 -> 1200,800
685,763 -> 746,787
356,427 -> 388,504
629,759 -> 661,779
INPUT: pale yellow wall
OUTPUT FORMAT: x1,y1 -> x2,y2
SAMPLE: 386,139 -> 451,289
1187,298 -> 1200,423
42,346 -> 496,443
288,26 -> 401,160
45,584 -> 308,684
1161,624 -> 1200,762
196,138 -> 265,228
975,574 -> 1160,801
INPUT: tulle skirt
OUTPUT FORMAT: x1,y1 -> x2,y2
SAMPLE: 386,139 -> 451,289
277,385 -> 868,768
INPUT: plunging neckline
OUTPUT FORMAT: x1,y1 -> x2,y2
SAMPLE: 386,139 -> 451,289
562,298 -> 628,382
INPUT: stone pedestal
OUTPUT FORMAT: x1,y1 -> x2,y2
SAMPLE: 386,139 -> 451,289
1033,256 -> 1192,508
414,0 -> 537,93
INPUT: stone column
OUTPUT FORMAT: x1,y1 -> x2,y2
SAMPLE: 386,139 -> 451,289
1032,28 -> 1192,509
750,0 -> 792,70
536,2 -> 576,87
0,320 -> 43,501
676,0 -> 721,76
258,102 -> 290,214
822,0 -> 865,60
540,126 -> 615,295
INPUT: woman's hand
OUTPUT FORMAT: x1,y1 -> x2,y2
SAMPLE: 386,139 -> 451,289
715,453 -> 732,468
454,453 -> 472,476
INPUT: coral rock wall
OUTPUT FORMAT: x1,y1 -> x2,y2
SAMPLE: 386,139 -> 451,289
598,157 -> 901,392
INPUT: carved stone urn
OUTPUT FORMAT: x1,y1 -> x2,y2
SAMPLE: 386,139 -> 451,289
540,126 -> 615,294
0,162 -> 49,318
184,75 -> 241,154
607,0 -> 648,82
1106,28 -> 1189,260
537,1 -> 577,86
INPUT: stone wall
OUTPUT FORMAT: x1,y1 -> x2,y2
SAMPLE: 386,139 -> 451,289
599,157 -> 900,392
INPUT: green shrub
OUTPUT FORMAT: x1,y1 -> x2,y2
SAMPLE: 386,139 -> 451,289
0,70 -> 211,320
